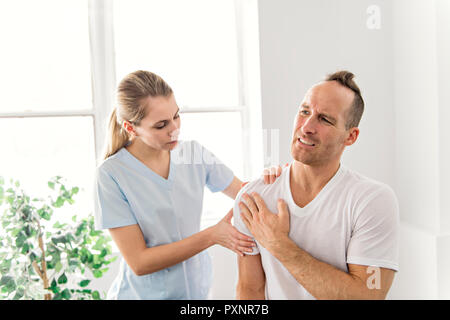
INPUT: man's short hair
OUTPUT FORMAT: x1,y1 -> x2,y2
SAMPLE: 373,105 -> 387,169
325,71 -> 364,129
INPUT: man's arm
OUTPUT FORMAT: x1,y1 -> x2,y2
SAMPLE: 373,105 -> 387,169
269,235 -> 395,299
239,192 -> 395,300
236,254 -> 266,300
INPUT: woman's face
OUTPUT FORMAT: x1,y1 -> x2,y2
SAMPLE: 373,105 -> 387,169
128,94 -> 181,151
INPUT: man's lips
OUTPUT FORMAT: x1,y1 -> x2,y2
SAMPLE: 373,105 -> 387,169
297,137 -> 316,146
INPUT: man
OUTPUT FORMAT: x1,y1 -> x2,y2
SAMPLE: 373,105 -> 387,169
233,71 -> 399,300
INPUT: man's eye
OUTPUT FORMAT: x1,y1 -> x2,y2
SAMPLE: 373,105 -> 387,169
300,110 -> 309,115
321,117 -> 332,124
174,113 -> 179,119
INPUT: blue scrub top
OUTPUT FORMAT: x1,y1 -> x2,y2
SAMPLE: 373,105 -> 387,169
93,140 -> 234,299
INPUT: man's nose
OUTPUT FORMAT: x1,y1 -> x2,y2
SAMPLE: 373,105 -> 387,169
301,116 -> 317,135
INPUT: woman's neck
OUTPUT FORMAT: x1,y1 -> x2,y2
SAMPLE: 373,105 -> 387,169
125,138 -> 169,164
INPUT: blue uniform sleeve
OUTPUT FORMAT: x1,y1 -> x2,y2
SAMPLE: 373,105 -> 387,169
195,141 -> 234,193
93,164 -> 138,230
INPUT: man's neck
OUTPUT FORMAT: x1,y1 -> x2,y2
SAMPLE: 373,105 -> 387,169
290,160 -> 341,196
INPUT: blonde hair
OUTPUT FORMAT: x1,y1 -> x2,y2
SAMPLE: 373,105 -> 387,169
103,70 -> 173,160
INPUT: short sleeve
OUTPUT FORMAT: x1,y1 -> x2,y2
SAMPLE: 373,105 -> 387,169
233,183 -> 260,255
93,165 -> 138,230
198,142 -> 234,193
346,186 -> 400,271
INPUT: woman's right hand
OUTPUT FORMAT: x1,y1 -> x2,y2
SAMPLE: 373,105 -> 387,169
211,208 -> 256,256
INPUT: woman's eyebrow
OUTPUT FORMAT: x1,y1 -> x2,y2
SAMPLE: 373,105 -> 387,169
154,108 -> 180,125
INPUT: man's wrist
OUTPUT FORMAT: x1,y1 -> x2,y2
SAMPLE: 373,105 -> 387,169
266,233 -> 292,259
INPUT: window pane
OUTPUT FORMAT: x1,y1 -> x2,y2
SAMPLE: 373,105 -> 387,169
0,0 -> 92,112
178,112 -> 243,227
0,117 -> 96,226
114,0 -> 239,108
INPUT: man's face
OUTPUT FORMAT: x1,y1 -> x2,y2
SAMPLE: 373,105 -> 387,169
290,81 -> 359,167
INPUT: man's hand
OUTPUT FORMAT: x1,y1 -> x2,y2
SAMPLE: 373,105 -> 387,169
239,192 -> 290,253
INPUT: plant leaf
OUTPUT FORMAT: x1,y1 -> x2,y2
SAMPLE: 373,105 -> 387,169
61,288 -> 71,299
57,273 -> 67,284
92,290 -> 100,300
93,270 -> 102,278
79,280 -> 90,288
55,261 -> 63,273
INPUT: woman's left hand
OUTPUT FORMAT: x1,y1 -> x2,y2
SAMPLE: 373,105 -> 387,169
211,209 -> 256,256
262,163 -> 289,184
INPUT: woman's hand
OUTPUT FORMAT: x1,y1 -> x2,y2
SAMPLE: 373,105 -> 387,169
211,209 -> 256,256
262,163 -> 289,184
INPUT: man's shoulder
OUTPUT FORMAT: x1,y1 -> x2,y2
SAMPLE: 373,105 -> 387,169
342,167 -> 397,202
236,166 -> 289,202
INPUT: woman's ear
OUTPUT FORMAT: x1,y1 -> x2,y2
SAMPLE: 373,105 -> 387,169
122,120 -> 137,137
344,127 -> 360,146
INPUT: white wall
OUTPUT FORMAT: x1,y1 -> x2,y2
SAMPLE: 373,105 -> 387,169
389,0 -> 450,299
258,0 -> 396,187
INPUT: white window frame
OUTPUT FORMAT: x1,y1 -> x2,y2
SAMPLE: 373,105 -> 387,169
0,0 -> 263,180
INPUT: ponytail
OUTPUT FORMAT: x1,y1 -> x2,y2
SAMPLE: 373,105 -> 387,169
103,108 -> 130,160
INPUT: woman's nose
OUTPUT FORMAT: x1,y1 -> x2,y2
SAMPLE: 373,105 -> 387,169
169,125 -> 180,141
167,119 -> 179,133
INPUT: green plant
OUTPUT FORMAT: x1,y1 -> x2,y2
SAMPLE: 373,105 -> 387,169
0,176 -> 117,300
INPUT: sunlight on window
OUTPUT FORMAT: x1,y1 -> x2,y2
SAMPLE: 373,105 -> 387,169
113,0 -> 239,108
179,112 -> 244,227
0,117 -> 96,227
0,0 -> 92,112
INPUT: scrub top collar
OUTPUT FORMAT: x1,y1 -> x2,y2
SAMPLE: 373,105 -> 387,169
120,147 -> 176,190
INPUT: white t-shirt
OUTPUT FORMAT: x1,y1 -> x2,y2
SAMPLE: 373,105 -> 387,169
233,163 -> 399,300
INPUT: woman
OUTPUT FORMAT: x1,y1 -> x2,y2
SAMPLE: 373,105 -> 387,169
94,70 -> 280,299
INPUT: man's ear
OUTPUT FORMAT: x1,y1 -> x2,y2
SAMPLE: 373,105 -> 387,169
344,127 -> 359,146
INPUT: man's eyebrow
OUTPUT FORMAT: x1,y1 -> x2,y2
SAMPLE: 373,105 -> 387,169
322,113 -> 337,122
154,108 -> 180,125
299,104 -> 337,123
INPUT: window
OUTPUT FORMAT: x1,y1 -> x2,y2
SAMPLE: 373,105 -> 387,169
0,0 -> 95,225
113,0 -> 252,226
0,0 -> 262,229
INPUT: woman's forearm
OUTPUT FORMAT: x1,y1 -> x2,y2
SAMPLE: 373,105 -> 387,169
134,226 -> 215,276
222,176 -> 243,199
